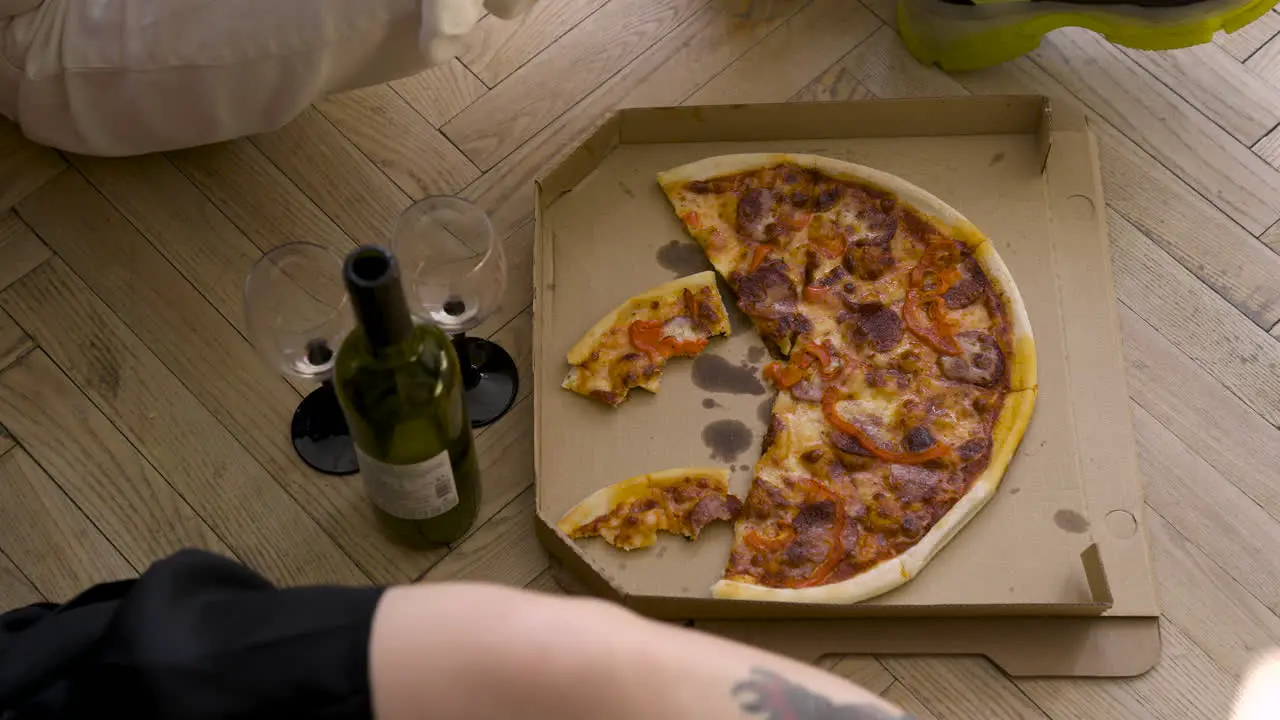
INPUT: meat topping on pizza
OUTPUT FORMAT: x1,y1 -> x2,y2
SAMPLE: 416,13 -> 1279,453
558,469 -> 744,551
563,271 -> 731,407
658,157 -> 1032,596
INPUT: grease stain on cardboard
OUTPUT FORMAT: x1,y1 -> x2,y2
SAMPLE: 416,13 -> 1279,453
655,240 -> 710,276
692,354 -> 766,396
1054,509 -> 1089,534
703,419 -> 753,462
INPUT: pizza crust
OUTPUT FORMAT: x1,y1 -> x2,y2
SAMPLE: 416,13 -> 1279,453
658,153 -> 990,250
711,556 -> 906,604
899,387 -> 1036,577
556,467 -> 730,535
565,270 -> 727,366
973,242 -> 1037,391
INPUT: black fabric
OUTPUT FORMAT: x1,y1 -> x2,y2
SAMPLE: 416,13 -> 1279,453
0,550 -> 384,720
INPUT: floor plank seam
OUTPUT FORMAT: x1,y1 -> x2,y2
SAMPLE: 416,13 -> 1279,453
163,149 -> 356,257
0,243 -> 371,581
235,135 -> 369,249
1118,45 -> 1280,149
1118,204 -> 1280,338
50,166 -> 275,381
1025,52 -> 1280,237
0,545 -> 46,603
458,0 -> 616,92
457,56 -> 495,91
1242,19 -> 1280,63
676,0 -> 822,105
457,0 -> 720,175
283,105 -> 421,204
6,347 -> 259,573
8,441 -> 147,579
1253,119 -> 1280,152
0,336 -> 36,376
1143,496 -> 1280,625
1107,202 -> 1280,331
0,426 -> 14,460
1123,297 -> 1280,438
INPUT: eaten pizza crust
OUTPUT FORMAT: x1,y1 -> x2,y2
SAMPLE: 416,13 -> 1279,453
562,270 -> 731,406
558,467 -> 743,551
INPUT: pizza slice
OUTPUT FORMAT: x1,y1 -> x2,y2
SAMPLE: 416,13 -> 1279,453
557,468 -> 744,550
658,163 -> 817,357
562,271 -> 731,406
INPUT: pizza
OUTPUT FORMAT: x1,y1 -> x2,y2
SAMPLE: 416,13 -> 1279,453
651,153 -> 1037,603
557,468 -> 744,550
562,270 -> 731,407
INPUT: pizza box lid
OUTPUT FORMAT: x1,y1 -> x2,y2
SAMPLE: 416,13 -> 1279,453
530,96 -> 1159,676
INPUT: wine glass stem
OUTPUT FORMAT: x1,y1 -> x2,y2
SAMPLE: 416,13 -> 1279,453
453,333 -> 482,389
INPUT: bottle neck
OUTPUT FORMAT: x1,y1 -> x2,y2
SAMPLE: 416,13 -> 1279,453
343,246 -> 415,350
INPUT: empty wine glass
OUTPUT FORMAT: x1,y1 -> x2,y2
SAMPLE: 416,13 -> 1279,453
392,196 -> 518,428
245,242 -> 358,475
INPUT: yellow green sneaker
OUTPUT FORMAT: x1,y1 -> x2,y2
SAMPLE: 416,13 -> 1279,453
898,0 -> 1278,70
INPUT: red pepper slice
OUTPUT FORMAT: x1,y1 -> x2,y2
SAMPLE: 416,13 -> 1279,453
903,289 -> 962,356
748,244 -> 771,272
745,526 -> 795,551
819,345 -> 846,380
680,211 -> 699,228
799,341 -> 832,370
801,285 -> 836,307
910,240 -> 962,290
659,336 -> 709,357
628,320 -> 665,360
822,387 -> 951,464
764,361 -> 804,389
783,477 -> 846,589
629,320 -> 707,361
785,210 -> 813,233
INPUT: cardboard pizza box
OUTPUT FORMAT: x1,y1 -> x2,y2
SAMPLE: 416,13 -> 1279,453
531,96 -> 1160,677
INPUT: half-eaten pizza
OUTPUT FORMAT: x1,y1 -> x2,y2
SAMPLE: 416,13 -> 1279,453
559,153 -> 1036,605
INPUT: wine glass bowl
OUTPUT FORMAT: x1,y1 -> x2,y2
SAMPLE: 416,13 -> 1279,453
393,196 -> 506,334
245,243 -> 353,382
244,242 -> 359,476
392,196 -> 519,428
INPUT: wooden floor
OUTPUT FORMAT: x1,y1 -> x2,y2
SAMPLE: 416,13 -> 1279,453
3,1 -> 1280,716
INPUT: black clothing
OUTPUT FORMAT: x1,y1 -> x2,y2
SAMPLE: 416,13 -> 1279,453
0,550 -> 384,719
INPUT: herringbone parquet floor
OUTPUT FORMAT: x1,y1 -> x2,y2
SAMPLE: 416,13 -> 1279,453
4,2 -> 1280,716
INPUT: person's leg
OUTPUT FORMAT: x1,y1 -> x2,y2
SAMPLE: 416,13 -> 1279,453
0,0 -> 526,156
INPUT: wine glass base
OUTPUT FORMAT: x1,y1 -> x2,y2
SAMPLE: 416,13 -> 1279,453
457,336 -> 519,428
291,384 -> 359,476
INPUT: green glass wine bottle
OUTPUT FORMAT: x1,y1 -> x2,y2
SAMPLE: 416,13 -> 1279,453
333,245 -> 481,547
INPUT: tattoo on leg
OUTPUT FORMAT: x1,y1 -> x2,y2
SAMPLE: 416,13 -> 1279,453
732,667 -> 915,720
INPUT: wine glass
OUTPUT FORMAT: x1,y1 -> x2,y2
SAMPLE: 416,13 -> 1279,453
245,242 -> 358,475
392,196 -> 518,428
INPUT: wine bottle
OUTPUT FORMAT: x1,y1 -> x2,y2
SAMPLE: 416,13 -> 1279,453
333,245 -> 481,546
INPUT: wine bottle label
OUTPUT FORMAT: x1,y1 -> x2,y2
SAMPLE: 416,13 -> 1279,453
355,447 -> 460,520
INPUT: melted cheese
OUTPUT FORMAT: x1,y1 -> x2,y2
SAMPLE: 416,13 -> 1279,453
564,281 -> 731,404
665,164 -> 1017,590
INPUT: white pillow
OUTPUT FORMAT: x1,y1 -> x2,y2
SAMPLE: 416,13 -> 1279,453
0,0 -> 532,156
